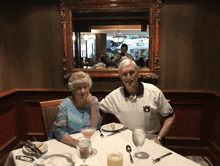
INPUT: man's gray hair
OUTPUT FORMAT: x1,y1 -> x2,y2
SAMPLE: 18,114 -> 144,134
118,58 -> 138,74
68,71 -> 92,91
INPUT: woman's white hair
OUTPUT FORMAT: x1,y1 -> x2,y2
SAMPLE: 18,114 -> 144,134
68,71 -> 92,91
118,58 -> 138,74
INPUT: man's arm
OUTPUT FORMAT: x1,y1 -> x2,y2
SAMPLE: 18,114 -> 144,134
99,94 -> 114,114
155,114 -> 175,145
111,53 -> 121,64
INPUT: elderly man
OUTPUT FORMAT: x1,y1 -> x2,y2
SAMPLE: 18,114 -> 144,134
99,59 -> 175,145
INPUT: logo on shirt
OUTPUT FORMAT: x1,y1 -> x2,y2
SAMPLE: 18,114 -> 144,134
143,105 -> 151,112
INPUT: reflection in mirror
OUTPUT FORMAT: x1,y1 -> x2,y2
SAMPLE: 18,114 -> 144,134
61,0 -> 162,79
73,25 -> 150,69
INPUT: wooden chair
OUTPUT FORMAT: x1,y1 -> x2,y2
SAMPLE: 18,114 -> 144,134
40,99 -> 63,139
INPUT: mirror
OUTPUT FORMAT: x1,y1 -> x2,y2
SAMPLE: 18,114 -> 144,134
60,0 -> 162,80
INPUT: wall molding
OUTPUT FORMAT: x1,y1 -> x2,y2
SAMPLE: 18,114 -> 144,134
0,136 -> 17,152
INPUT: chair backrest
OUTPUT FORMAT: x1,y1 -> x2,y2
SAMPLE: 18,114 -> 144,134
40,99 -> 63,139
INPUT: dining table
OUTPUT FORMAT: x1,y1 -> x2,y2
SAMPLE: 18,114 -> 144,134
4,123 -> 201,166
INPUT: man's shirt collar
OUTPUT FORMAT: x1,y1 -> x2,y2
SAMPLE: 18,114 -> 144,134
123,81 -> 144,97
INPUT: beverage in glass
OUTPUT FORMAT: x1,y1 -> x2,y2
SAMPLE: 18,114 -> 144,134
81,125 -> 98,158
132,128 -> 145,158
107,152 -> 123,166
76,136 -> 91,166
81,125 -> 96,140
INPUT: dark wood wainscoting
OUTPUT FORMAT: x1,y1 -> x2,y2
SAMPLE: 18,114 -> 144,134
0,89 -> 219,165
163,91 -> 220,166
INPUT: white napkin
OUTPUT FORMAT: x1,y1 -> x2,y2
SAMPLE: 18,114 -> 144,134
35,153 -> 75,166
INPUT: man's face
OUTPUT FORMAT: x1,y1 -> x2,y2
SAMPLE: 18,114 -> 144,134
121,47 -> 127,54
119,63 -> 139,89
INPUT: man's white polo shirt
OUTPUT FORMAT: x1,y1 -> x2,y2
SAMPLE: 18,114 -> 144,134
99,82 -> 173,134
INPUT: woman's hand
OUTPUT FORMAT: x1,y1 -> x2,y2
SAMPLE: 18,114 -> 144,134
86,93 -> 96,105
60,135 -> 78,148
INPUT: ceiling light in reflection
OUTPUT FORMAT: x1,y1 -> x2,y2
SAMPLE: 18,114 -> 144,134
112,36 -> 124,43
110,4 -> 117,7
112,30 -> 124,43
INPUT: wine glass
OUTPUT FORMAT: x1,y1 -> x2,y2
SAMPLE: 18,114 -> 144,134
132,128 -> 145,158
76,136 -> 91,166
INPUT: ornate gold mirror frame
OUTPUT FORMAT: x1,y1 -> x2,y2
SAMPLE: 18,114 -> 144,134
60,0 -> 162,80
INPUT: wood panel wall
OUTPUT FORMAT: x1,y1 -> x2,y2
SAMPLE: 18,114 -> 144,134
0,89 -> 219,165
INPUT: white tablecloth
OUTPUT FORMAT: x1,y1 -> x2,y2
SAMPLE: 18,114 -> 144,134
4,127 -> 200,166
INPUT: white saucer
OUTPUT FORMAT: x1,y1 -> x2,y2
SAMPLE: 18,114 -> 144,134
101,123 -> 124,132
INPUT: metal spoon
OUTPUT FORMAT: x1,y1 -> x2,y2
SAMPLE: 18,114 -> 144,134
126,145 -> 134,163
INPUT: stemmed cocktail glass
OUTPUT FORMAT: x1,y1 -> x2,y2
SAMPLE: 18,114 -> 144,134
81,125 -> 96,140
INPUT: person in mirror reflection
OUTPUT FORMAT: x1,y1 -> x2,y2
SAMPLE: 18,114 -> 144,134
48,71 -> 102,148
99,59 -> 175,146
94,55 -> 107,69
136,56 -> 146,67
112,44 -> 134,66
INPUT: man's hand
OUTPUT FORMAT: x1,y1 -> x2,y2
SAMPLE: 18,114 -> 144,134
154,138 -> 162,145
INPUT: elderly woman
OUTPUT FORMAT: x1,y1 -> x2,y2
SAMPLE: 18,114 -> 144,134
48,71 -> 102,148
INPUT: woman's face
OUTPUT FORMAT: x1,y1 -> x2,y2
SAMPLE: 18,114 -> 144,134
72,82 -> 90,101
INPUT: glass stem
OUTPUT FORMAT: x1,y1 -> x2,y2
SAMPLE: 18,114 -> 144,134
83,159 -> 86,166
137,147 -> 140,154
